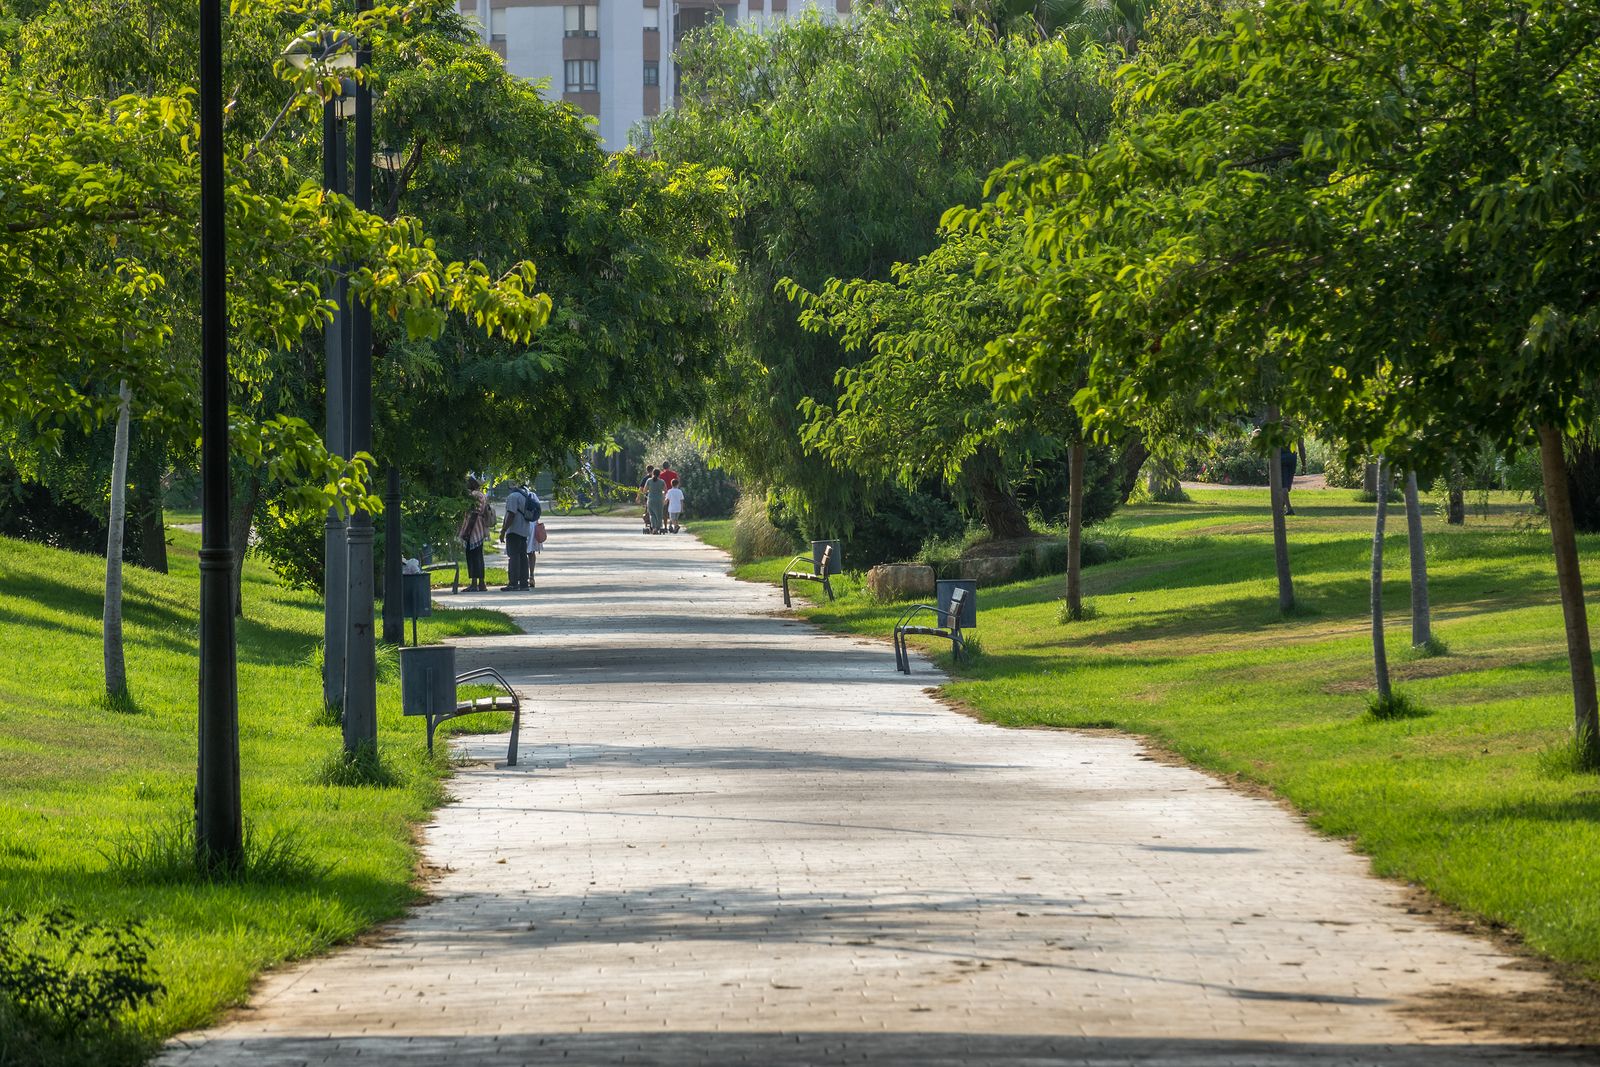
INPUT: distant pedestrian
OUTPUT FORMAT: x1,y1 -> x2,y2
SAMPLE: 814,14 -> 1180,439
457,476 -> 493,592
1280,447 -> 1298,515
644,468 -> 667,534
658,460 -> 680,496
665,477 -> 685,532
500,481 -> 538,591
526,487 -> 545,588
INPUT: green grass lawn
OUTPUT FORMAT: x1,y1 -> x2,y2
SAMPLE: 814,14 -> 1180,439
0,530 -> 519,1063
704,488 -> 1600,979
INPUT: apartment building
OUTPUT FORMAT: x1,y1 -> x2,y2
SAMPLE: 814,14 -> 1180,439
464,0 -> 851,150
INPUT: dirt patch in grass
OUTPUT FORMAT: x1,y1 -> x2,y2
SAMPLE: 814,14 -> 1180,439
1320,652 -> 1531,694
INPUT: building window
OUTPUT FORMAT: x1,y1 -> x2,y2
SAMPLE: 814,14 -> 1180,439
643,6 -> 659,29
643,60 -> 659,86
489,6 -> 506,40
564,4 -> 599,36
564,58 -> 598,91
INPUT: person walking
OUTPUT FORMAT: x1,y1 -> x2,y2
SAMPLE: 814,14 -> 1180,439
457,476 -> 493,592
1280,446 -> 1299,516
658,460 -> 680,496
500,480 -> 535,591
665,477 -> 685,533
644,468 -> 667,534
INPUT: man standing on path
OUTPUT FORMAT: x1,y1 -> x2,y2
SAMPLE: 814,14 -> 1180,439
500,481 -> 534,590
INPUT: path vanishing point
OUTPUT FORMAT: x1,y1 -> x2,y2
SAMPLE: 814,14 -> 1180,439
160,514 -> 1592,1065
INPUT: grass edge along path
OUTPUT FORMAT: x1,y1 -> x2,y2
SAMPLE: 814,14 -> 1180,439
691,492 -> 1600,986
0,530 -> 519,1066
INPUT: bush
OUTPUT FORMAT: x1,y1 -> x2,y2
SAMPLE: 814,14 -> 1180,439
769,480 -> 965,569
1015,444 -> 1124,527
1184,435 -> 1270,485
1322,449 -> 1365,489
0,908 -> 163,1035
731,492 -> 797,563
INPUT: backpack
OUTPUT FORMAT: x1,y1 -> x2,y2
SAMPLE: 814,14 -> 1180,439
512,488 -> 541,524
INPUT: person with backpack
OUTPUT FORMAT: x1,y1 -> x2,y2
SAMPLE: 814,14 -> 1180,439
457,476 -> 494,592
499,481 -> 539,591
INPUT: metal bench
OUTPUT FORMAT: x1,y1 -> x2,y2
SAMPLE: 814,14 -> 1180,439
893,586 -> 970,674
782,544 -> 836,607
402,659 -> 523,765
422,559 -> 461,594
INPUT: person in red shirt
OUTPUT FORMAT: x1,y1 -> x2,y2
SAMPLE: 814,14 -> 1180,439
657,462 -> 679,494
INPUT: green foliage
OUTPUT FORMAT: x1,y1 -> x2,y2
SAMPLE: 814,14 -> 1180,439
730,493 -> 797,564
0,908 -> 163,1030
313,743 -> 403,789
1182,433 -> 1268,485
1362,691 -> 1428,723
655,0 -> 1116,544
102,817 -> 327,886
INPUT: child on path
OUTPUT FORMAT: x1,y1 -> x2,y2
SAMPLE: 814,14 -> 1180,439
665,477 -> 685,533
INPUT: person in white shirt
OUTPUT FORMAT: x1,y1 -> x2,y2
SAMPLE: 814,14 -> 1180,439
664,478 -> 685,532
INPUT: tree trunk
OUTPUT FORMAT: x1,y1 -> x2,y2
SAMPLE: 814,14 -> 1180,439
964,444 -> 1030,540
1538,423 -> 1600,763
1115,436 -> 1149,504
1402,469 -> 1432,649
129,427 -> 168,573
1371,457 -> 1392,701
1447,459 -> 1466,525
230,472 -> 261,618
1267,440 -> 1296,613
1066,440 -> 1085,620
103,381 -> 132,700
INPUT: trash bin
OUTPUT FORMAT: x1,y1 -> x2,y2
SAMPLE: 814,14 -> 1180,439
936,578 -> 978,629
400,644 -> 456,719
402,571 -> 432,620
812,539 -> 843,576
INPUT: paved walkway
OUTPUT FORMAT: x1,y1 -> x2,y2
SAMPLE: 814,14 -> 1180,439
162,516 -> 1587,1065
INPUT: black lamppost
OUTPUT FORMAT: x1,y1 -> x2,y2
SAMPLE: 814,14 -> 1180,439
375,147 -> 407,647
284,36 -> 357,714
342,8 -> 379,755
196,0 -> 242,870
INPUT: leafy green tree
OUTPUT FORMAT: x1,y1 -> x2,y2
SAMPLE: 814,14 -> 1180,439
961,0 -> 1600,750
654,0 -> 1115,563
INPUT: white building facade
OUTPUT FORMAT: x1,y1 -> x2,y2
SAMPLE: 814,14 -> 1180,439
465,0 -> 851,150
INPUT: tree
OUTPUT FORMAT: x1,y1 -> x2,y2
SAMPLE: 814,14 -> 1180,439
956,0 -> 1600,751
103,381 -> 132,703
654,0 -> 1116,562
1401,470 -> 1432,650
1370,458 -> 1391,703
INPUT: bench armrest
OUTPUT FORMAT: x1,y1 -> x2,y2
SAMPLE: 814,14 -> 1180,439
454,666 -> 518,704
783,553 -> 815,575
895,603 -> 946,630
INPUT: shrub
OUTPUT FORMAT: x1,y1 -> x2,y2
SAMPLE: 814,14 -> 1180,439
731,492 -> 797,563
1363,690 -> 1428,721
0,908 -> 163,1034
1184,435 -> 1270,485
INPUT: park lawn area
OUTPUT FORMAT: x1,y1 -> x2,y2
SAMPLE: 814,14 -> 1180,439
704,487 -> 1600,979
0,529 -> 519,1062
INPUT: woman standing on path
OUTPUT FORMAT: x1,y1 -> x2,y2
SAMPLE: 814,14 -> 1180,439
457,477 -> 493,592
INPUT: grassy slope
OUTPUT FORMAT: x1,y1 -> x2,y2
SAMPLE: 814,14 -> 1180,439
0,530 -> 519,1050
705,489 -> 1600,976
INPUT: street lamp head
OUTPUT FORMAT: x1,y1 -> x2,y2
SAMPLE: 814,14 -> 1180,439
282,30 -> 358,71
374,147 -> 409,172
334,77 -> 359,119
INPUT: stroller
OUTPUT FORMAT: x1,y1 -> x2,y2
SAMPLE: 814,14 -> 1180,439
641,504 -> 665,535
